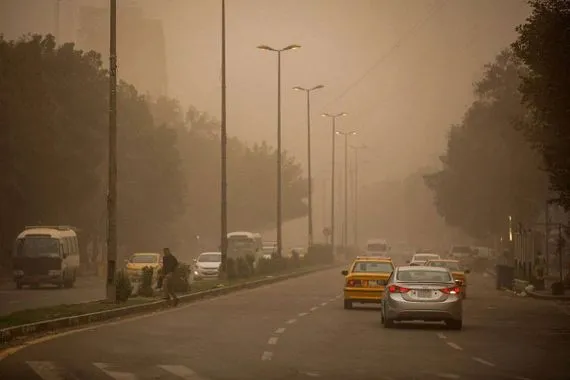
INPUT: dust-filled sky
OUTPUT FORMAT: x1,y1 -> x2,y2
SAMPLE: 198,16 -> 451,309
0,0 -> 529,186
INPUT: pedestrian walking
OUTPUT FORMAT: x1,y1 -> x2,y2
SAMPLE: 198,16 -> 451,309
162,247 -> 179,306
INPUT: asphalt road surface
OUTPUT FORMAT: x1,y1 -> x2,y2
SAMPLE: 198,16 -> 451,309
1,267 -> 569,379
0,276 -> 105,315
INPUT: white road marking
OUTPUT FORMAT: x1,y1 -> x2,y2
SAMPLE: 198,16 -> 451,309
158,365 -> 207,379
304,372 -> 321,377
27,361 -> 69,380
261,351 -> 273,361
286,318 -> 297,324
436,333 -> 447,339
329,298 -> 336,302
446,342 -> 463,351
336,294 -> 342,298
93,363 -> 138,380
320,302 -> 328,306
298,312 -> 308,317
310,306 -> 318,311
472,357 -> 496,367
268,337 -> 279,345
275,327 -> 286,334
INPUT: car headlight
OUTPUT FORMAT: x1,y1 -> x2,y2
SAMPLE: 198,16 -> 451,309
194,270 -> 199,275
48,270 -> 61,276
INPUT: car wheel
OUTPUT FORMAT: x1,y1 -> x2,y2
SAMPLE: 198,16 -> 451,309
446,319 -> 463,330
15,281 -> 22,290
343,300 -> 353,310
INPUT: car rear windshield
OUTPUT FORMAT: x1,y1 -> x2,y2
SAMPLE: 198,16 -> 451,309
130,254 -> 159,264
415,254 -> 439,261
198,253 -> 221,262
352,261 -> 393,273
367,243 -> 387,251
428,261 -> 461,271
397,269 -> 452,282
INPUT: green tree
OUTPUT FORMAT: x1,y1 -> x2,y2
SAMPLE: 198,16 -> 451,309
424,49 -> 548,241
512,0 -> 570,209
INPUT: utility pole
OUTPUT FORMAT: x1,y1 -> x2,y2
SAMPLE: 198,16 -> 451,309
293,85 -> 324,248
106,0 -> 118,302
322,113 -> 348,256
545,201 -> 549,275
220,0 -> 228,275
257,44 -> 301,257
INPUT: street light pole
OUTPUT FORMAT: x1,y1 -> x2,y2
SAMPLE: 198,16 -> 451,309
106,0 -> 118,302
220,0 -> 228,275
293,85 -> 324,248
336,130 -> 357,251
257,44 -> 301,257
322,113 -> 347,256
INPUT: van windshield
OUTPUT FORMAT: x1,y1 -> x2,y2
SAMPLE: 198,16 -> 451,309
367,243 -> 387,251
15,237 -> 60,258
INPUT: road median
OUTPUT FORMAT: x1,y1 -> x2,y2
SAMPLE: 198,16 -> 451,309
0,262 -> 342,346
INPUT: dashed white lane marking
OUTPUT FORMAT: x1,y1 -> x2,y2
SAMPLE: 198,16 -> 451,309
436,374 -> 460,379
472,357 -> 495,367
446,342 -> 463,351
336,294 -> 342,299
27,361 -> 68,380
275,327 -> 286,334
158,364 -> 207,379
320,302 -> 328,306
93,363 -> 138,380
436,333 -> 447,339
286,318 -> 297,324
304,372 -> 320,377
261,351 -> 273,361
310,306 -> 318,312
268,337 -> 279,345
298,312 -> 308,317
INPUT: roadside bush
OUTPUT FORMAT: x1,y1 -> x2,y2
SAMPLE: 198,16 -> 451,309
290,250 -> 301,269
172,263 -> 190,293
138,266 -> 155,297
226,257 -> 237,280
245,254 -> 256,274
305,244 -> 334,266
115,269 -> 133,303
236,256 -> 251,278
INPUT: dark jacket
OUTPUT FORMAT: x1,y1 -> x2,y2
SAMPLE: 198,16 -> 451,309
162,254 -> 179,275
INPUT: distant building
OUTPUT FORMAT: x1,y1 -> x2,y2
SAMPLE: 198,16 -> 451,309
76,4 -> 168,98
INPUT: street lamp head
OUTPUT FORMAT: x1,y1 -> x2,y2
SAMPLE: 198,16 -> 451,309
311,84 -> 325,91
257,45 -> 276,51
335,131 -> 342,136
283,44 -> 301,51
293,86 -> 306,92
348,131 -> 357,136
321,113 -> 331,117
338,112 -> 348,117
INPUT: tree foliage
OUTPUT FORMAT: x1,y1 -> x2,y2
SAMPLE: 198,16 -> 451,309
512,0 -> 570,209
424,49 -> 548,240
0,34 -> 307,267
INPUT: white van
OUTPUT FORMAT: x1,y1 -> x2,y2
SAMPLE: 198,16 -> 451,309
12,225 -> 80,289
365,238 -> 390,256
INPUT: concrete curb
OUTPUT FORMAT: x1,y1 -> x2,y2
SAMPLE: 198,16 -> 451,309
526,290 -> 570,300
0,263 -> 342,346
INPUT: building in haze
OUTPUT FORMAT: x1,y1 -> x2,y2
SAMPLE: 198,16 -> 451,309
77,3 -> 168,98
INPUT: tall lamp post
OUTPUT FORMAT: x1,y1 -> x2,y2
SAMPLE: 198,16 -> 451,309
293,85 -> 324,248
336,130 -> 357,251
257,44 -> 301,257
349,144 -> 366,247
322,113 -> 347,256
220,0 -> 228,275
106,0 -> 118,302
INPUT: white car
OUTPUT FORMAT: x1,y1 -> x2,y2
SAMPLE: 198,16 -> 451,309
192,252 -> 221,280
408,253 -> 441,266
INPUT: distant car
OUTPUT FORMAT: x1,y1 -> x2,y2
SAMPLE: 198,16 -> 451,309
192,252 -> 222,280
125,252 -> 162,283
381,265 -> 463,330
425,259 -> 471,298
408,253 -> 441,266
342,256 -> 394,309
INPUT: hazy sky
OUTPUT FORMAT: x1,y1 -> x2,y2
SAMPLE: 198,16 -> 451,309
1,0 -> 529,184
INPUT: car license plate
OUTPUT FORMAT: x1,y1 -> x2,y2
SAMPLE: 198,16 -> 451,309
417,289 -> 431,298
365,280 -> 381,287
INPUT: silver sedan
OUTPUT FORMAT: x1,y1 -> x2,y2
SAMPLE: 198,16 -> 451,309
381,266 -> 463,330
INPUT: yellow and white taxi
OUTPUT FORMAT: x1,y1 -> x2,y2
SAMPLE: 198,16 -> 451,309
125,252 -> 162,283
342,256 -> 394,309
425,259 -> 470,298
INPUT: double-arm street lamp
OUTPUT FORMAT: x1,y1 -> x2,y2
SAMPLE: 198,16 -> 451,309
336,130 -> 357,251
257,44 -> 301,257
322,113 -> 348,255
293,85 -> 324,248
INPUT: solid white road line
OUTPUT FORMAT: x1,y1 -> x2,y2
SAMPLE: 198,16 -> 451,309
261,351 -> 273,361
158,364 -> 207,379
275,327 -> 286,334
446,342 -> 463,351
436,333 -> 447,339
92,362 -> 138,380
27,361 -> 68,380
472,357 -> 496,367
286,318 -> 297,324
310,306 -> 318,312
320,302 -> 328,306
268,337 -> 279,345
298,312 -> 308,317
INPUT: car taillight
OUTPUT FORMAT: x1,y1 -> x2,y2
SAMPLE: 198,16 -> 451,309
346,279 -> 361,287
441,286 -> 461,294
387,285 -> 410,293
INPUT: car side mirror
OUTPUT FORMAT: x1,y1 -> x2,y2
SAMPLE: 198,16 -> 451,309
341,270 -> 348,276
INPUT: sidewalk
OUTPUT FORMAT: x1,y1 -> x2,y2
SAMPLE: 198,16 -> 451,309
487,267 -> 570,300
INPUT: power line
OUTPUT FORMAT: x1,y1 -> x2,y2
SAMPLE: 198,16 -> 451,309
322,0 -> 451,109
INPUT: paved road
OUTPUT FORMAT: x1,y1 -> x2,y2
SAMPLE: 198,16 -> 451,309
0,276 -> 105,315
1,267 -> 569,379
